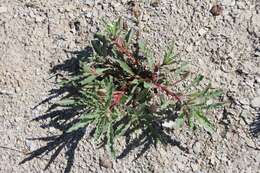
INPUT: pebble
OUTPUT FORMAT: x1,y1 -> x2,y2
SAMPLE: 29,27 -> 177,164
190,163 -> 199,171
252,14 -> 260,29
250,97 -> 260,108
110,2 -> 121,11
245,137 -> 256,148
35,16 -> 45,23
121,0 -> 128,4
239,110 -> 251,124
255,51 -> 260,57
198,28 -> 208,36
256,88 -> 260,96
210,5 -> 223,16
0,89 -> 14,95
221,0 -> 235,6
99,157 -> 113,169
150,0 -> 161,7
64,4 -> 74,12
186,45 -> 193,52
0,6 -> 7,13
25,140 -> 37,151
239,98 -> 249,105
255,76 -> 260,83
192,142 -> 201,154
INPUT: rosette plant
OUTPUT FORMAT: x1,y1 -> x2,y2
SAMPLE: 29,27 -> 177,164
53,18 -> 223,158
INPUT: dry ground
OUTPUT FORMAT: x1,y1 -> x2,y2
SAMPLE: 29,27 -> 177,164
0,0 -> 259,173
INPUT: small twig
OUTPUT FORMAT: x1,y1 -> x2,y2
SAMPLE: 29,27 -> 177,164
0,145 -> 28,154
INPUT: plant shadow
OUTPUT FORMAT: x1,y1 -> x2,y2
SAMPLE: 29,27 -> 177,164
20,47 -> 93,173
250,112 -> 260,138
20,47 -> 187,173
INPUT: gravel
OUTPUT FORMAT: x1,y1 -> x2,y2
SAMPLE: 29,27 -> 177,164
251,97 -> 260,108
0,0 -> 259,172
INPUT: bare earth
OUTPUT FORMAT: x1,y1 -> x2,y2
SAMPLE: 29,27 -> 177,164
0,0 -> 259,173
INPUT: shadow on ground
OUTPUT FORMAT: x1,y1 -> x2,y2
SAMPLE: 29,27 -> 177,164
250,112 -> 260,138
19,47 -> 188,173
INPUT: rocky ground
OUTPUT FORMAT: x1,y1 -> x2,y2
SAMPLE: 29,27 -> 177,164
0,0 -> 259,172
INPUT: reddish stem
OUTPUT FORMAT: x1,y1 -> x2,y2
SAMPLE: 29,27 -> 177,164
113,38 -> 139,65
112,37 -> 182,103
110,91 -> 125,110
153,83 -> 181,102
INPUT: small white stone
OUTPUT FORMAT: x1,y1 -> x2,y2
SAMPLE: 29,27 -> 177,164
255,51 -> 260,57
190,163 -> 199,171
252,14 -> 260,27
198,28 -> 208,36
251,97 -> 260,108
110,2 -> 121,11
186,45 -> 193,52
0,6 -> 7,13
121,0 -> 128,4
239,98 -> 250,105
255,76 -> 260,83
192,142 -> 201,154
25,140 -> 37,151
221,0 -> 235,6
256,88 -> 260,96
35,16 -> 45,23
162,121 -> 175,128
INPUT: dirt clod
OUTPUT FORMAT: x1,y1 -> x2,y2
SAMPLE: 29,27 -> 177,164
210,5 -> 224,16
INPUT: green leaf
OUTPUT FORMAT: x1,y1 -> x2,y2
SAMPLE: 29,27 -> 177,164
188,114 -> 195,129
125,28 -> 134,45
114,117 -> 132,137
131,79 -> 139,84
114,59 -> 134,75
195,110 -> 214,134
91,40 -> 104,56
147,52 -> 155,70
174,62 -> 189,76
56,99 -> 76,107
137,89 -> 150,103
159,97 -> 171,109
203,102 -> 224,110
67,112 -> 97,133
185,74 -> 204,91
94,33 -> 107,44
106,123 -> 116,159
190,84 -> 211,98
192,74 -> 204,85
80,75 -> 96,85
206,89 -> 223,98
143,81 -> 152,89
80,112 -> 99,121
163,42 -> 175,65
67,122 -> 87,133
175,113 -> 185,128
104,80 -> 114,109
94,118 -> 107,142
95,68 -> 110,75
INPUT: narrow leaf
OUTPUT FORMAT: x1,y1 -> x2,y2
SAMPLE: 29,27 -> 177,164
175,113 -> 185,128
67,122 -> 87,133
125,28 -> 134,45
195,110 -> 214,134
56,99 -> 75,107
106,123 -> 116,159
114,59 -> 134,75
80,75 -> 96,85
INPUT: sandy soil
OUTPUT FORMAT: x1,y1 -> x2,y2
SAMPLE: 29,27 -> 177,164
0,0 -> 259,173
